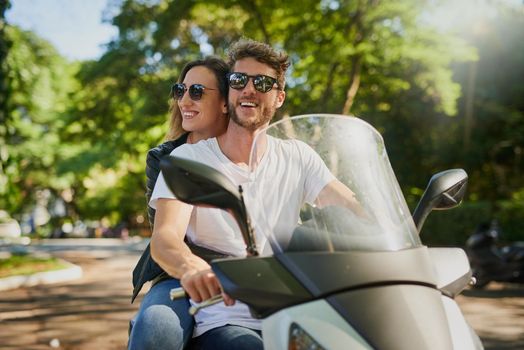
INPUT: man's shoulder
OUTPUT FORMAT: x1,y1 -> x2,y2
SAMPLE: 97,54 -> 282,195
269,136 -> 312,154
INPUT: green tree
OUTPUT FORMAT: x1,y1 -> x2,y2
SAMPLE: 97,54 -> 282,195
70,0 -> 475,216
456,4 -> 524,239
2,24 -> 77,216
413,1 -> 524,242
0,0 -> 12,209
464,8 -> 524,203
4,0 -> 522,242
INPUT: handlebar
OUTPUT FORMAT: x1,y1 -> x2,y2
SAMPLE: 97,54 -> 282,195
169,287 -> 224,316
169,287 -> 187,300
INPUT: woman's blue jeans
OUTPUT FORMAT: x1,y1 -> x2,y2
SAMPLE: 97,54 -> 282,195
128,278 -> 193,350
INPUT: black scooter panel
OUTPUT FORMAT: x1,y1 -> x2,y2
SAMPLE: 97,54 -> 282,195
327,285 -> 453,350
211,256 -> 312,318
275,247 -> 437,297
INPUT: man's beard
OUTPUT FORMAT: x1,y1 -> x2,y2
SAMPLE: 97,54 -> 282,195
228,102 -> 276,132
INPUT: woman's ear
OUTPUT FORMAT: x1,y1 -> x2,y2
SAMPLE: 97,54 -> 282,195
222,103 -> 228,114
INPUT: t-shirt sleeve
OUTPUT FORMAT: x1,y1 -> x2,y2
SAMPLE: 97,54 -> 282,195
301,142 -> 336,204
149,144 -> 198,209
149,171 -> 172,210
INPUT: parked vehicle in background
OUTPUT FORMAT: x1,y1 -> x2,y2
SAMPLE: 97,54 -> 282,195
466,220 -> 524,288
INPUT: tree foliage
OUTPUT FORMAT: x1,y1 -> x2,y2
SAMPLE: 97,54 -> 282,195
3,0 -> 524,239
0,0 -> 12,208
72,0 -> 477,196
2,24 -> 77,215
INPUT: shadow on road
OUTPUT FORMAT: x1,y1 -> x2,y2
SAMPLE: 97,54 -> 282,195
0,245 -> 143,350
463,283 -> 524,299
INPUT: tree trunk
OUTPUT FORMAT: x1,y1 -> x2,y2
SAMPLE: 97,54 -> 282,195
245,0 -> 271,43
463,60 -> 477,152
342,55 -> 362,115
320,62 -> 340,111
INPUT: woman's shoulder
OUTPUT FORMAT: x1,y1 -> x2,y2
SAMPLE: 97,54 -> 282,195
147,134 -> 189,163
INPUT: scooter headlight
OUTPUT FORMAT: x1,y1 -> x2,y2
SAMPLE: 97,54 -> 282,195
289,322 -> 326,350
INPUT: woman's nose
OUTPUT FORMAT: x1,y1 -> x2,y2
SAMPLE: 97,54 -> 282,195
178,91 -> 193,106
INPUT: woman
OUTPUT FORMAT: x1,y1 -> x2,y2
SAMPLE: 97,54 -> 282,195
128,56 -> 230,350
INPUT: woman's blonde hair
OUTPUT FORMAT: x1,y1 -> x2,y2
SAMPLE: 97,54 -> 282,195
166,56 -> 229,140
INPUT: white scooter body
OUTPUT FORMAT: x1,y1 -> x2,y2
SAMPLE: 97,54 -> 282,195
263,299 -> 371,350
262,248 -> 481,350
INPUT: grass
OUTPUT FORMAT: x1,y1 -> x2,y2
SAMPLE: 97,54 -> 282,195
0,254 -> 68,278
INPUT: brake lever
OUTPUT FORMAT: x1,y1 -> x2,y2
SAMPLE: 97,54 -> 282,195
189,294 -> 224,315
169,287 -> 224,316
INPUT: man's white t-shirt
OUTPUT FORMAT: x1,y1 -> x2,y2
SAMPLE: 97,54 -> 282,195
150,135 -> 334,336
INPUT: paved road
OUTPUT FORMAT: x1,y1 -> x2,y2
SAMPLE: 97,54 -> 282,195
457,283 -> 524,349
0,239 -> 146,350
0,239 -> 522,349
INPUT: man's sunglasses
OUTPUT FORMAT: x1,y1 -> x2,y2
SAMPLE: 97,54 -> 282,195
228,72 -> 279,93
171,83 -> 216,101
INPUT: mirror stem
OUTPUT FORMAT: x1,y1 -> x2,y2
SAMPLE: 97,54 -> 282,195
238,185 -> 259,256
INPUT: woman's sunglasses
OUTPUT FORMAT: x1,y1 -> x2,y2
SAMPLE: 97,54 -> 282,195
228,72 -> 279,93
171,83 -> 216,101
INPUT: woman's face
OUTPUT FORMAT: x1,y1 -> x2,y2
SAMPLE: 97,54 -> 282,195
178,66 -> 227,134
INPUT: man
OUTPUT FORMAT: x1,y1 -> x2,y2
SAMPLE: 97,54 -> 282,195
149,39 -> 362,349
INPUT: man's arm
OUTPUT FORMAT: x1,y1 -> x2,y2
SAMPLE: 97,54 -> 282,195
150,198 -> 233,304
315,179 -> 368,218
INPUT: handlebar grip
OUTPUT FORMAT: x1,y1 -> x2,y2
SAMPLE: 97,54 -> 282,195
169,287 -> 187,300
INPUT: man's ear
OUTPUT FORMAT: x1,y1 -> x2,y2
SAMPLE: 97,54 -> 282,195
275,90 -> 286,109
222,102 -> 228,114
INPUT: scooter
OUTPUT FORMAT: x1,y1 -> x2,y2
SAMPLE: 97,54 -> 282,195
466,220 -> 524,288
163,114 -> 482,349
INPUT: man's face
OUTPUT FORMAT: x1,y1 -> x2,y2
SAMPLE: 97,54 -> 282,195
228,57 -> 285,131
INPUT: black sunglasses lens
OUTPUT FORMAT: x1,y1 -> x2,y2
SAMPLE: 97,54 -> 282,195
229,73 -> 248,89
229,73 -> 277,92
173,84 -> 205,100
172,83 -> 185,99
253,75 -> 276,93
188,84 -> 205,100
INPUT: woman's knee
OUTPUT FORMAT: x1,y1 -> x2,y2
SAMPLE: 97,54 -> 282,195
129,305 -> 186,350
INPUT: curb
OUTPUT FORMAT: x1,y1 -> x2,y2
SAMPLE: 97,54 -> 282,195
0,259 -> 83,291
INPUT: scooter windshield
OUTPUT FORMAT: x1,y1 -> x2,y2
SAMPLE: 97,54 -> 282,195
246,114 -> 421,254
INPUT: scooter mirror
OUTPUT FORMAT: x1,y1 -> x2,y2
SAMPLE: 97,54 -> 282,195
412,169 -> 468,234
160,156 -> 258,255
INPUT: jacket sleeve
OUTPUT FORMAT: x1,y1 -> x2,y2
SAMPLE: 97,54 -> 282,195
145,140 -> 179,229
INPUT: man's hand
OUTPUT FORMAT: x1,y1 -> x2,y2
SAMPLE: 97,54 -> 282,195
180,268 -> 235,306
316,179 -> 369,219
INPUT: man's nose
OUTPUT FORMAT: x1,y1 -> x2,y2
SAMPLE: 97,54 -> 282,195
241,78 -> 257,94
